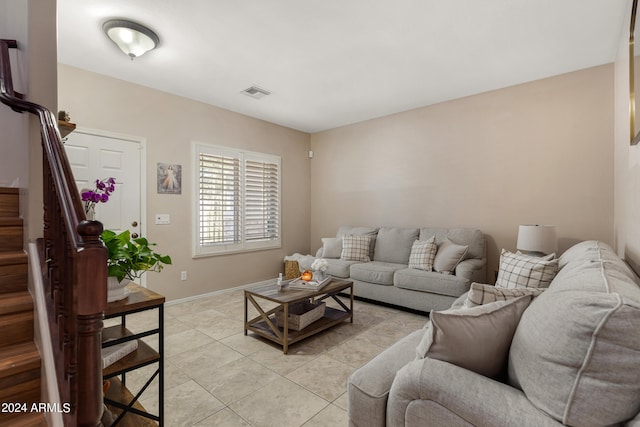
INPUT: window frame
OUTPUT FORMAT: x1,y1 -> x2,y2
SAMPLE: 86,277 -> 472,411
192,142 -> 282,257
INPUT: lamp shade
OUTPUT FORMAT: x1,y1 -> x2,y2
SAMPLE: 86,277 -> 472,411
516,225 -> 558,255
103,19 -> 159,59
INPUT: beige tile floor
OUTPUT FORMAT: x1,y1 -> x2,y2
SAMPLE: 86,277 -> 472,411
107,288 -> 428,427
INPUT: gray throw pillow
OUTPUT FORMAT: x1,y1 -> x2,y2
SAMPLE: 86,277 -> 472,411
416,295 -> 533,378
321,237 -> 342,258
433,238 -> 468,273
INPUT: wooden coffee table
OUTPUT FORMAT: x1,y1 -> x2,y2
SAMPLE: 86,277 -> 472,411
244,278 -> 353,354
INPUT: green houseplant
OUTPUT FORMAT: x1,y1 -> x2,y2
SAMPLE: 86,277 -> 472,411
101,229 -> 172,283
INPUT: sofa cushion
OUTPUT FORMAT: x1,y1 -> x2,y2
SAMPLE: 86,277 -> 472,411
464,282 -> 545,308
416,296 -> 532,378
496,249 -> 558,289
558,240 -> 638,280
408,236 -> 437,271
394,268 -> 470,297
341,235 -> 373,262
420,228 -> 485,259
449,291 -> 469,310
320,237 -> 342,258
337,225 -> 379,237
350,261 -> 405,285
323,259 -> 362,279
557,239 -> 611,269
508,257 -> 640,426
433,238 -> 468,273
373,227 -> 419,264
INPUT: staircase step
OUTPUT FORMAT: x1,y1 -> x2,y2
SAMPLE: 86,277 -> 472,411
0,342 -> 40,380
0,412 -> 47,427
0,218 -> 23,252
0,190 -> 40,426
0,251 -> 27,266
0,251 -> 28,293
0,292 -> 33,316
0,188 -> 19,218
0,382 -> 41,424
0,311 -> 33,348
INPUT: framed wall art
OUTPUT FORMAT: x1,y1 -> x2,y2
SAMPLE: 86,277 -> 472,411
157,163 -> 182,194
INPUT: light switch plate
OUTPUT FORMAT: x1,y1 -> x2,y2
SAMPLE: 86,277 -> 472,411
155,214 -> 170,225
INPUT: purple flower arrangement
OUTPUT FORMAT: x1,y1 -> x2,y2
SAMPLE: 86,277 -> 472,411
82,177 -> 116,218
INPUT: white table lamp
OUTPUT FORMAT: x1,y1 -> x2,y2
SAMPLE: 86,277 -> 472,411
516,225 -> 558,256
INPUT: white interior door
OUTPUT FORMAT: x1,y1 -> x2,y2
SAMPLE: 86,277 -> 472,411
64,128 -> 145,238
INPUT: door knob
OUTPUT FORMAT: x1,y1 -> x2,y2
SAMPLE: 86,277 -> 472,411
131,233 -> 139,239
131,221 -> 138,227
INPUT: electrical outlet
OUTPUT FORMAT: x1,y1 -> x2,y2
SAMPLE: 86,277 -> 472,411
180,271 -> 187,281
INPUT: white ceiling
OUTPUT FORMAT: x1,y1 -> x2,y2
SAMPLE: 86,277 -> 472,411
57,0 -> 628,133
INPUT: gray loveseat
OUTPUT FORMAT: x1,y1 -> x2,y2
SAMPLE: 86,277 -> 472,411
347,240 -> 640,426
299,226 -> 486,313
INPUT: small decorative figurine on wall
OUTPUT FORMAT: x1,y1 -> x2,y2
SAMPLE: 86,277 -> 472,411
157,163 -> 182,194
58,110 -> 71,121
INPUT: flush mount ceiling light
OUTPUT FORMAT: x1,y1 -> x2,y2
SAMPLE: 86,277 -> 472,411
103,19 -> 160,60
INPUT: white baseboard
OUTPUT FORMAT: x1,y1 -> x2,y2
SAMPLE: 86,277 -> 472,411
165,278 -> 274,307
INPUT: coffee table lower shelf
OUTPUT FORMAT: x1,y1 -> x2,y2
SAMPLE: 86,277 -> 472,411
246,306 -> 351,351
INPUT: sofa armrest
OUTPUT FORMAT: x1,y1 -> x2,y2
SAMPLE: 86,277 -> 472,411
348,330 -> 424,427
387,358 -> 561,427
455,258 -> 486,283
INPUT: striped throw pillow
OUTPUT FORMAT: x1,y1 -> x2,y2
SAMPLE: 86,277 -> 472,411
408,236 -> 437,270
464,282 -> 545,308
496,249 -> 558,289
341,235 -> 372,262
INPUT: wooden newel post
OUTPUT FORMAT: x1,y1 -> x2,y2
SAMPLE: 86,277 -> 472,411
75,220 -> 107,427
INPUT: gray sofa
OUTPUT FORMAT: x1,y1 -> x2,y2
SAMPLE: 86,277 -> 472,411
299,226 -> 486,312
347,240 -> 640,426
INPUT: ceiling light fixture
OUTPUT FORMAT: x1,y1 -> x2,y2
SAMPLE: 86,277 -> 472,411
103,19 -> 160,60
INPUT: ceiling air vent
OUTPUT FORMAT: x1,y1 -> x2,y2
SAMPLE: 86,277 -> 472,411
241,85 -> 271,99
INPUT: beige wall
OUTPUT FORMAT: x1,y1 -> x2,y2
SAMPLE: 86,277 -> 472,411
614,0 -> 640,275
58,45 -> 617,297
58,65 -> 311,301
0,1 -> 29,188
310,65 -> 615,278
0,0 -> 57,242
27,0 -> 58,242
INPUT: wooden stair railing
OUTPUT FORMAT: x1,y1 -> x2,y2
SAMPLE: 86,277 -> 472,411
0,39 -> 106,426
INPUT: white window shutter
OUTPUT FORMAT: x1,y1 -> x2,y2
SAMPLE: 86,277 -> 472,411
244,158 -> 280,242
198,152 -> 240,246
194,143 -> 281,256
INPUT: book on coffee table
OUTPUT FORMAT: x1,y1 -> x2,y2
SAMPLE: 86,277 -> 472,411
287,276 -> 332,291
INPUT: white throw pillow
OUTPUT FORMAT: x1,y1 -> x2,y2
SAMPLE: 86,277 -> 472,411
464,282 -> 545,308
496,249 -> 558,289
341,235 -> 372,262
415,295 -> 533,378
433,238 -> 468,273
321,237 -> 342,259
408,236 -> 437,270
